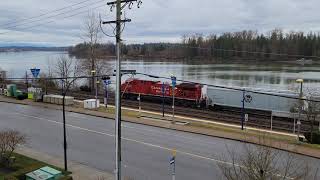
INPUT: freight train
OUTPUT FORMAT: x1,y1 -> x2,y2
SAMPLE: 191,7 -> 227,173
121,79 -> 300,114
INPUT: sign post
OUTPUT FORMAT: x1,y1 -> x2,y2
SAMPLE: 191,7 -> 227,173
170,149 -> 176,180
162,83 -> 165,117
102,77 -> 111,108
30,68 -> 40,88
171,76 -> 176,124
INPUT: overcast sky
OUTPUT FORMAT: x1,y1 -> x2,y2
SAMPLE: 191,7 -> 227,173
0,0 -> 319,46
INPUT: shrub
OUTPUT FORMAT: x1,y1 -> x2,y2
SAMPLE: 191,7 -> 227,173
0,130 -> 26,167
80,85 -> 91,92
304,130 -> 320,144
4,164 -> 43,180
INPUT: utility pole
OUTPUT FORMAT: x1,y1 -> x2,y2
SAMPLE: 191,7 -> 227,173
102,1 -> 142,179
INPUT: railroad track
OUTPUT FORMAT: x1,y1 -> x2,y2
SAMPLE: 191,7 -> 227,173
42,89 -> 313,133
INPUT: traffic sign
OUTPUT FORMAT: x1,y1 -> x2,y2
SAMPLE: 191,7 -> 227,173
171,76 -> 176,87
103,80 -> 111,86
244,95 -> 252,103
30,68 -> 40,78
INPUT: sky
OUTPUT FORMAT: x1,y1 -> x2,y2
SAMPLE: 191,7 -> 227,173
0,0 -> 320,46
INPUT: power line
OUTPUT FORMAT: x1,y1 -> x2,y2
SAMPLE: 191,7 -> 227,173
135,72 -> 320,103
0,3 -> 106,36
1,0 -> 101,27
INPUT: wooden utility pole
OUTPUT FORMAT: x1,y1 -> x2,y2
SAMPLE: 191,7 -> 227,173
102,1 -> 142,179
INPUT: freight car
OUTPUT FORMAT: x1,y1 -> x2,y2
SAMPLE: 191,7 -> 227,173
121,79 -> 205,107
206,87 -> 300,114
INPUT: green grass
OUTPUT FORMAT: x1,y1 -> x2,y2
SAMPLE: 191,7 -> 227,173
0,153 -> 71,179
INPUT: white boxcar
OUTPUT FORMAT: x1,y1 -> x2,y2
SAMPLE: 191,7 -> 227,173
207,87 -> 299,113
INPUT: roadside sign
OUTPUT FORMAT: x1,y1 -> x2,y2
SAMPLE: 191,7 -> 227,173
245,114 -> 249,122
171,76 -> 176,87
30,68 -> 40,78
103,80 -> 111,86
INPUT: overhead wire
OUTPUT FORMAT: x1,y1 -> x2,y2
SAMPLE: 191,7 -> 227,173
134,72 -> 320,103
1,0 -> 102,27
0,0 -> 107,35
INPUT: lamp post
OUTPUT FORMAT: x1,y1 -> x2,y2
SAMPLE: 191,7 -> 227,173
296,79 -> 304,141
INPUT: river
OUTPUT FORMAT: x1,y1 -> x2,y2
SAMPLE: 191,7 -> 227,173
1,51 -> 320,92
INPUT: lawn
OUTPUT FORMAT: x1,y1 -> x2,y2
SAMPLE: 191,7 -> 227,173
0,152 -> 72,180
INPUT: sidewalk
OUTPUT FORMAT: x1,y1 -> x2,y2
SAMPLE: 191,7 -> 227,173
17,146 -> 114,180
1,96 -> 320,159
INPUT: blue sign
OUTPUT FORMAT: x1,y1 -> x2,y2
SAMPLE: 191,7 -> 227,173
30,68 -> 40,78
171,76 -> 176,87
103,80 -> 111,86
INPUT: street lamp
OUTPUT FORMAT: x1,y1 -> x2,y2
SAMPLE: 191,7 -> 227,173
296,78 -> 304,141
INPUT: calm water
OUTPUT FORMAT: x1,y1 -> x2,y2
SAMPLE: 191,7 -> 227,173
1,51 -> 320,92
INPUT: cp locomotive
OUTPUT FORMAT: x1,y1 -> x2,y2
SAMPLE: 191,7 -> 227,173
121,79 -> 205,107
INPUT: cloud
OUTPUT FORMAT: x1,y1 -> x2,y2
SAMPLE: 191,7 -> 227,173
1,0 -> 320,46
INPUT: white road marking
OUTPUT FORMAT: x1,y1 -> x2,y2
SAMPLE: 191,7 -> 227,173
13,112 -> 236,166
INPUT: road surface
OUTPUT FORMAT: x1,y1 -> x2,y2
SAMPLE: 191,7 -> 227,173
0,102 -> 319,179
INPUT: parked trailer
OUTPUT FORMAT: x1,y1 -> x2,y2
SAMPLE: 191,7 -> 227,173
207,87 -> 300,114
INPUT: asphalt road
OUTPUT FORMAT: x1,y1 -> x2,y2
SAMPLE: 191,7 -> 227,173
0,102 -> 319,180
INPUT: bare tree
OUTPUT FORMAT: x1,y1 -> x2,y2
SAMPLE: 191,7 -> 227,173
0,130 -> 26,167
54,55 -> 82,171
81,12 -> 101,93
218,134 -> 318,180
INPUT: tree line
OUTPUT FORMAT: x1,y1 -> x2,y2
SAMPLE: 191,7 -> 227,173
69,29 -> 320,61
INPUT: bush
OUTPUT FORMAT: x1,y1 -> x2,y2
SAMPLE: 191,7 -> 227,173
4,164 -> 43,180
0,130 -> 26,167
80,85 -> 91,92
3,175 -> 18,180
304,130 -> 320,144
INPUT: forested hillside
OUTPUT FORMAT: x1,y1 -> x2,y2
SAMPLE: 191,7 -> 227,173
69,29 -> 320,61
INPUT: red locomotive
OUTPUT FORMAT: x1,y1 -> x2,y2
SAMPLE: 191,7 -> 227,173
121,79 -> 205,107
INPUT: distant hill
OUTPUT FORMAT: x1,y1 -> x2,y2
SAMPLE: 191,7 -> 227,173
0,46 -> 68,52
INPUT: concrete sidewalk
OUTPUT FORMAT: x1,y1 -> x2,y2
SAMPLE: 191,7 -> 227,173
17,146 -> 114,180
